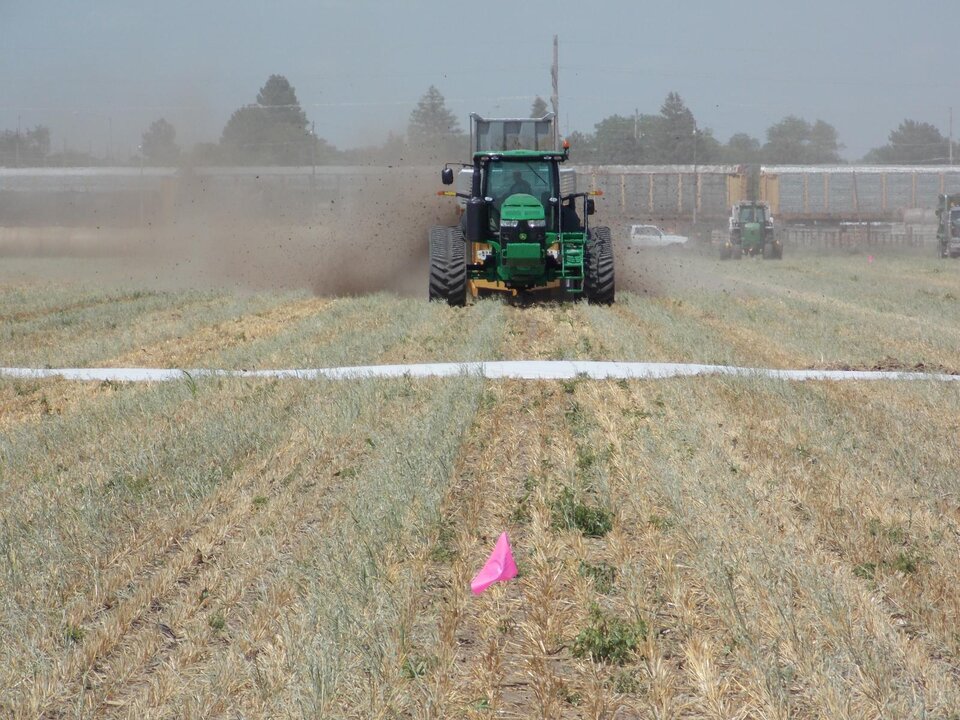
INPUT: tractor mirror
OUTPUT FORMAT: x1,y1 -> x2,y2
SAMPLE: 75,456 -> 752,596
586,198 -> 596,215
441,168 -> 454,185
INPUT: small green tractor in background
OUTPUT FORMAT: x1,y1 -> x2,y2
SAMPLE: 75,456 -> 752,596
936,193 -> 960,259
723,201 -> 782,259
429,113 -> 614,305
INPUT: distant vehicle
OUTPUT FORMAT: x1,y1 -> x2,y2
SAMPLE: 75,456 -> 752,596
626,224 -> 688,248
723,201 -> 781,259
936,193 -> 960,259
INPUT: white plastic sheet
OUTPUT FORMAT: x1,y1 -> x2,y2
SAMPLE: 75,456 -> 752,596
1,361 -> 957,383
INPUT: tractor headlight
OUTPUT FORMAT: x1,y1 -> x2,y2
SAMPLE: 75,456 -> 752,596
500,220 -> 519,228
527,219 -> 546,228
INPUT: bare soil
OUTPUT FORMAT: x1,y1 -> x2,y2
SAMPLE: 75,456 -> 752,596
813,356 -> 960,375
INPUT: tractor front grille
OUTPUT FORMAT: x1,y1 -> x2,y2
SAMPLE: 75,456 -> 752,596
500,221 -> 546,246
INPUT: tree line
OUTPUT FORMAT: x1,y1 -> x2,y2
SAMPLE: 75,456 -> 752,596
1,76 -> 957,167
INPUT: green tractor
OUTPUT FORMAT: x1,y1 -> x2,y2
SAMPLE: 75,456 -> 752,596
429,113 -> 614,305
723,201 -> 781,259
936,193 -> 960,259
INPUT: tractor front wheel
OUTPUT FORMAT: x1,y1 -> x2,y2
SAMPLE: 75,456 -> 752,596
428,226 -> 468,306
762,241 -> 774,259
584,226 -> 615,305
732,244 -> 743,260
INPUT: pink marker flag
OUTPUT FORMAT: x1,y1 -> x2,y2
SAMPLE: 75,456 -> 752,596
470,532 -> 518,595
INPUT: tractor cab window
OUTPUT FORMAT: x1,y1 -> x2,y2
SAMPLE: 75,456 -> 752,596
476,119 -> 553,151
951,208 -> 960,236
484,160 -> 556,228
739,206 -> 765,223
486,161 -> 552,200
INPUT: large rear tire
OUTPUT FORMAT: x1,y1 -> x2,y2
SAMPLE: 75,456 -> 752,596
732,244 -> 743,260
584,226 -> 615,305
428,226 -> 468,306
762,241 -> 774,259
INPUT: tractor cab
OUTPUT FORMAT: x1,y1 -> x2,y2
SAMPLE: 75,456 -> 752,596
464,150 -> 575,285
481,153 -> 558,231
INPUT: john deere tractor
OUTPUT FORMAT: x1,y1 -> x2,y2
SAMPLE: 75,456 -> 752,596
936,193 -> 960,259
723,201 -> 781,259
429,113 -> 614,305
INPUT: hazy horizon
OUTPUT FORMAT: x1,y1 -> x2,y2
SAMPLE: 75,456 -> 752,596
1,0 -> 956,161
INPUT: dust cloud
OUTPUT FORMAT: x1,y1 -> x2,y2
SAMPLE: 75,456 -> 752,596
612,241 -> 740,297
0,167 -> 456,297
0,168 -> 731,299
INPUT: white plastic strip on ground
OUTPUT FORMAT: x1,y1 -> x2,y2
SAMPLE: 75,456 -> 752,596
1,361 -> 958,383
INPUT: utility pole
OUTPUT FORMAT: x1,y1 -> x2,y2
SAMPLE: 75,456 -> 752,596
550,35 -> 559,150
310,121 -> 317,182
138,144 -> 145,226
950,107 -> 954,165
692,122 -> 698,226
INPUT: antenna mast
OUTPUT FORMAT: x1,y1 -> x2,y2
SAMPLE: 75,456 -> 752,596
551,35 -> 559,150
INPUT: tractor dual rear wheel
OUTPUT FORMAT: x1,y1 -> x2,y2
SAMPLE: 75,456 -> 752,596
763,240 -> 784,259
584,226 -> 615,305
428,226 -> 468,306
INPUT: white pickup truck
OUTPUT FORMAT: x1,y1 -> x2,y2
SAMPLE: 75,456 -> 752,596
626,224 -> 688,248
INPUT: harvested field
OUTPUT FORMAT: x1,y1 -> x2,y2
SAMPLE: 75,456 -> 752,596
1,247 -> 959,718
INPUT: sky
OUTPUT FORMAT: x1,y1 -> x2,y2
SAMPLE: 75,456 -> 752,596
1,0 -> 956,161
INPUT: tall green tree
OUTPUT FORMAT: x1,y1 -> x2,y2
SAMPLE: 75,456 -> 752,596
530,96 -> 549,118
641,93 -> 720,164
763,116 -> 810,163
408,86 -> 460,144
141,118 -> 180,165
763,116 -> 842,164
808,120 -> 843,163
592,115 -> 643,164
564,130 -> 597,163
655,92 -> 696,162
722,133 -> 762,164
863,119 -> 952,164
220,74 -> 331,165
